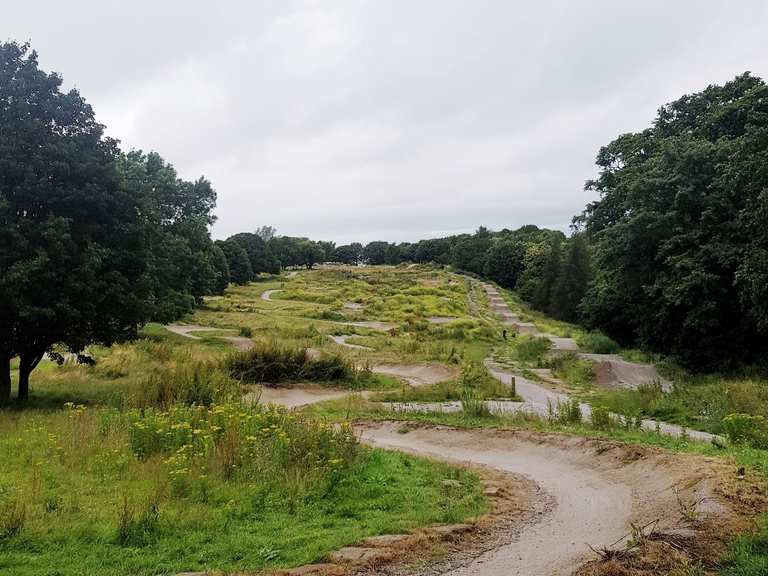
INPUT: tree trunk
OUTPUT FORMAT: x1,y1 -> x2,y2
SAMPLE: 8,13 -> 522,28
17,352 -> 43,402
0,356 -> 10,406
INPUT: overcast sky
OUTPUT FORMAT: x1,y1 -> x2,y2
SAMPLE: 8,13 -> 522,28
4,1 -> 768,243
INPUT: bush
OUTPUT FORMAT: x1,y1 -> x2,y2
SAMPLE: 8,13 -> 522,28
577,331 -> 621,354
549,398 -> 582,424
225,342 -> 358,384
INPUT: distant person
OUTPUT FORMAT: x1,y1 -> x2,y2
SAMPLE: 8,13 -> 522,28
502,329 -> 507,340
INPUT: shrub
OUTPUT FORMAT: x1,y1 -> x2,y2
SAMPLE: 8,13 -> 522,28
577,331 -> 621,354
549,398 -> 582,424
225,342 -> 358,384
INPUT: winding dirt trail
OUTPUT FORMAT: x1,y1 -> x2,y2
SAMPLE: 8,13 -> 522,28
165,324 -> 254,350
479,283 -> 711,440
359,422 -> 723,576
261,289 -> 283,301
328,334 -> 374,351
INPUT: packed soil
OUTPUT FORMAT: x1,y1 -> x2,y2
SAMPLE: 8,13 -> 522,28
579,353 -> 672,391
328,335 -> 373,350
372,363 -> 460,387
343,321 -> 398,331
261,289 -> 284,301
354,422 -> 748,576
244,384 -> 359,408
427,316 -> 460,324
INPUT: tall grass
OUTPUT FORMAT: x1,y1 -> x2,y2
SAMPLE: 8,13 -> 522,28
225,342 -> 363,384
576,330 -> 621,354
130,361 -> 240,408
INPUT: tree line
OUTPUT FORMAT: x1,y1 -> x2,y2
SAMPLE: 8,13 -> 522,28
3,39 -> 767,404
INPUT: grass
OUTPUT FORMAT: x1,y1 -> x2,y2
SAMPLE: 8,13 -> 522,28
721,515 -> 768,575
0,266 -> 499,575
225,342 -> 364,385
5,265 -> 768,575
372,362 -> 518,403
0,402 -> 486,576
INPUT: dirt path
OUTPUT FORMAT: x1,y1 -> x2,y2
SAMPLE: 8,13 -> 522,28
261,289 -> 283,301
485,361 -> 716,441
482,282 -> 689,411
343,320 -> 397,331
244,385 -> 359,408
359,422 -> 723,576
165,324 -> 254,351
328,334 -> 374,350
372,363 -> 460,387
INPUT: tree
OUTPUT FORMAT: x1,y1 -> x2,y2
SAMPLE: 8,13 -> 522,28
363,241 -> 390,265
550,235 -> 591,322
120,151 -> 218,322
577,72 -> 768,368
211,243 -> 230,294
255,225 -> 276,243
484,237 -> 526,288
333,244 -> 358,264
0,42 -> 151,402
298,239 -> 325,269
450,228 -> 492,274
228,232 -> 280,275
217,239 -> 253,284
532,237 -> 562,313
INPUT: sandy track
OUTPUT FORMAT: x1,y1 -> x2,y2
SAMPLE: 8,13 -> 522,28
165,324 -> 255,351
482,284 -> 677,397
343,320 -> 397,331
261,289 -> 283,301
244,385 -> 358,408
359,422 -> 723,576
373,363 -> 460,387
486,361 -> 716,442
328,334 -> 374,350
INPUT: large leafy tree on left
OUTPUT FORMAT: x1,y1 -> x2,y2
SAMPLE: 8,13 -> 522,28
0,42 -> 152,402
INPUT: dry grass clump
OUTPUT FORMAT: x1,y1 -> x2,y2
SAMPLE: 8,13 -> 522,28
225,341 -> 364,384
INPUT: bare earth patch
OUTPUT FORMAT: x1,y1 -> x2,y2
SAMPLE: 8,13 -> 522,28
328,335 -> 374,351
372,363 -> 460,387
354,422 -> 752,576
344,321 -> 397,331
427,316 -> 460,324
244,384 -> 357,408
579,353 -> 672,391
262,289 -> 284,301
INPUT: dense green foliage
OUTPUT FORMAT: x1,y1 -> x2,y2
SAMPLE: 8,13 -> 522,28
0,42 -> 222,400
0,43 -> 151,403
578,73 -> 768,369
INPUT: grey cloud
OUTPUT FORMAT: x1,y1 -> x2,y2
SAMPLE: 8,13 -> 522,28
3,0 -> 768,243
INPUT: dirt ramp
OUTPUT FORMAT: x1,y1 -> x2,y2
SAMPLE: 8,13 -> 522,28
580,353 -> 672,391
